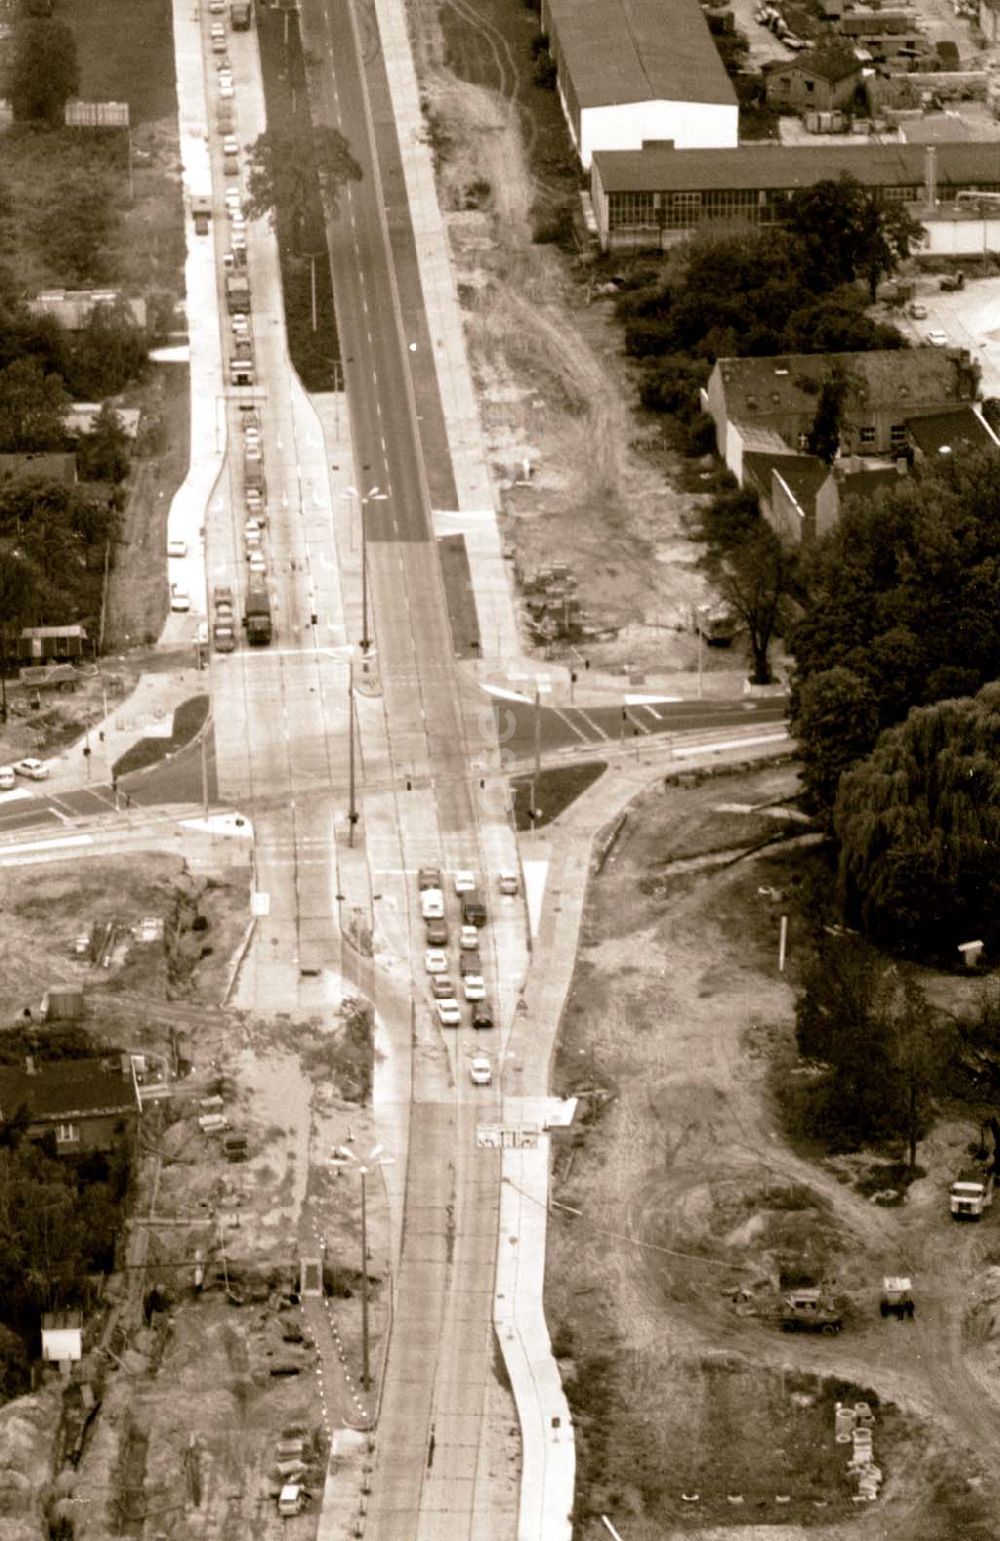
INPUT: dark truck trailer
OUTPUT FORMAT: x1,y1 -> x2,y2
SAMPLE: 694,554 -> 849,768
226,274 -> 251,315
230,0 -> 252,26
245,579 -> 272,645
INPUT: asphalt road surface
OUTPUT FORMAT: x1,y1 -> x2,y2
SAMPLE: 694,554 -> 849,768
491,693 -> 787,759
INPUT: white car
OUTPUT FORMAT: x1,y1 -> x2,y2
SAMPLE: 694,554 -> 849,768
219,79 -> 234,99
170,585 -> 191,612
459,925 -> 480,950
248,552 -> 267,575
420,888 -> 445,920
167,538 -> 188,558
927,329 -> 949,347
13,758 -> 49,781
498,870 -> 518,896
463,974 -> 486,1002
0,765 -> 15,791
222,134 -> 239,157
232,315 -> 249,334
454,870 -> 477,894
231,232 -> 247,252
225,190 -> 242,211
425,948 -> 448,974
469,1054 -> 492,1086
245,516 -> 265,537
244,442 -> 262,461
436,998 -> 462,1028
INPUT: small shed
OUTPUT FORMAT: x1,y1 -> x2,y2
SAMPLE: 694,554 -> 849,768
19,625 -> 88,662
42,1310 -> 83,1364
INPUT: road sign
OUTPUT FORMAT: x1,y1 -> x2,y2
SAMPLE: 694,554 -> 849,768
476,1123 -> 540,1150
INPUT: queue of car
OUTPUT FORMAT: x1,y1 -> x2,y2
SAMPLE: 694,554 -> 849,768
419,867 -> 521,1082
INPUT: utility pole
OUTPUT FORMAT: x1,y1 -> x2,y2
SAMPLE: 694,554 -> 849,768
360,1165 -> 370,1389
360,498 -> 370,654
530,683 -> 542,833
347,657 -> 357,847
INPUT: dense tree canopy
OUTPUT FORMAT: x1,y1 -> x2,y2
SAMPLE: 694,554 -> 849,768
834,685 -> 1000,961
9,18 -> 80,122
0,357 -> 70,451
794,933 -> 951,1161
246,123 -> 361,250
792,451 -> 1000,808
788,174 -> 924,301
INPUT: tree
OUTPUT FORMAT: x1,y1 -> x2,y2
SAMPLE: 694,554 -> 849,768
788,173 -> 923,300
246,123 -> 361,251
835,685 -> 1000,961
0,358 -> 69,451
76,404 -> 131,484
795,934 -> 950,1163
805,364 -> 850,465
68,303 -> 146,398
37,182 -> 119,287
705,521 -> 794,684
0,547 -> 40,721
793,666 -> 879,815
9,18 -> 80,123
793,449 -> 1000,773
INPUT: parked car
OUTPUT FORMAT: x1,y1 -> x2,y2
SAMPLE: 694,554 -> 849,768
453,870 -> 477,894
463,975 -> 486,1002
498,871 -> 518,896
472,1002 -> 494,1031
425,948 -> 448,974
436,998 -> 462,1028
469,1054 -> 492,1086
420,888 -> 445,920
170,585 -> 191,612
167,538 -> 188,558
927,329 -> 949,347
222,134 -> 240,157
425,917 -> 449,947
248,552 -> 267,575
0,765 -> 15,791
459,925 -> 480,950
211,34 -> 227,51
908,301 -> 928,319
459,950 -> 481,976
224,155 -> 239,177
219,78 -> 234,98
430,976 -> 455,1000
13,758 -> 50,780
418,866 -> 442,891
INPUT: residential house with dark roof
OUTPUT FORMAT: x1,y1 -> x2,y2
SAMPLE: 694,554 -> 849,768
0,1054 -> 140,1154
745,451 -> 904,544
906,406 -> 1000,460
588,140 -> 1000,250
762,47 -> 863,112
540,0 -> 738,169
703,347 -> 981,481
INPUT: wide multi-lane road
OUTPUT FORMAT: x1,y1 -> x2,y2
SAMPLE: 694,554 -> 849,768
300,0 -> 523,1536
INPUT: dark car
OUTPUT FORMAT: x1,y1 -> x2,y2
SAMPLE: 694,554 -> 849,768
472,1003 -> 494,1030
425,917 -> 448,946
418,867 -> 443,891
462,890 -> 487,927
459,950 -> 482,977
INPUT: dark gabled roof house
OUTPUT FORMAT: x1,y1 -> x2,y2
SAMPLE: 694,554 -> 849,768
0,1054 -> 140,1154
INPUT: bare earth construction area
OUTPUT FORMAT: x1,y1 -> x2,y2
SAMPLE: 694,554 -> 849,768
546,763 -> 1000,1541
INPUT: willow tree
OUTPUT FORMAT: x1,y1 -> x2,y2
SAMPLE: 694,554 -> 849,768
834,683 -> 1000,961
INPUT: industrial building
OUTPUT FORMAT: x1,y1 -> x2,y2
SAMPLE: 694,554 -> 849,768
540,0 -> 738,169
589,141 -> 1000,249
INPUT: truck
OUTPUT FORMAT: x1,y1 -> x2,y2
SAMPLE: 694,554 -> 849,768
244,448 -> 264,493
245,579 -> 272,645
950,1166 -> 994,1219
225,273 -> 250,315
230,0 -> 252,26
695,601 -> 739,646
780,1288 -> 843,1334
191,196 -> 212,236
230,357 -> 254,387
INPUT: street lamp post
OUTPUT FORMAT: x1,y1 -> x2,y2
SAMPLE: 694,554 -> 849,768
342,486 -> 388,655
330,1142 -> 395,1393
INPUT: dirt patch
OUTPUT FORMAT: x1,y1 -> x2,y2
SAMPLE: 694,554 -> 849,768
104,364 -> 191,650
409,0 -> 730,676
547,762 -> 1000,1537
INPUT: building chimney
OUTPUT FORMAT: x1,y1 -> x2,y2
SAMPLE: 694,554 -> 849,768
924,145 -> 937,209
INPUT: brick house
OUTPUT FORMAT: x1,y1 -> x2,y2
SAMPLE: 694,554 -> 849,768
744,450 -> 903,545
0,1054 -> 140,1155
703,347 -> 981,482
763,47 -> 862,112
